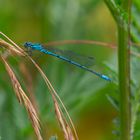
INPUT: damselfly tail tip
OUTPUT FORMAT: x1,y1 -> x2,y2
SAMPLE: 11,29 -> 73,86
101,74 -> 111,82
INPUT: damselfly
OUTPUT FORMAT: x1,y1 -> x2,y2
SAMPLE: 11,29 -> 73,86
24,42 -> 111,81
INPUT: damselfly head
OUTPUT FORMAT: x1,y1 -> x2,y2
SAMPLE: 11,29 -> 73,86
23,42 -> 33,48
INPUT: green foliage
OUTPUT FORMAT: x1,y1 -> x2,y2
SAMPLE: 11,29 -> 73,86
1,0 -> 140,140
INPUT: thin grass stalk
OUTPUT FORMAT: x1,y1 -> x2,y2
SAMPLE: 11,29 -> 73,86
30,58 -> 78,140
53,94 -> 75,140
118,1 -> 132,140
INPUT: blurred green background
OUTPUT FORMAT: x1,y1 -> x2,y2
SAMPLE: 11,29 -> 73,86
0,0 -> 117,140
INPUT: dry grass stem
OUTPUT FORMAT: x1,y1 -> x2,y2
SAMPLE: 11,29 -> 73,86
0,38 -> 23,56
44,40 -> 116,49
1,56 -> 43,140
53,95 -> 75,140
0,32 -> 23,53
30,58 -> 79,140
19,63 -> 38,113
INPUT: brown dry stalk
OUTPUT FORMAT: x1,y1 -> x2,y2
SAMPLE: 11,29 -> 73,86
0,32 -> 23,53
0,38 -> 23,56
44,40 -> 140,58
1,56 -> 43,140
30,57 -> 79,140
53,95 -> 75,140
19,62 -> 39,113
44,40 -> 116,49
